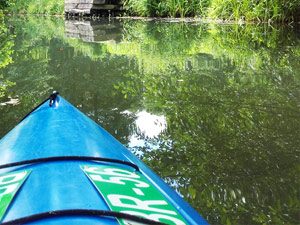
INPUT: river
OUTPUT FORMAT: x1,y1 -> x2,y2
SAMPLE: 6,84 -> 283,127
0,16 -> 299,224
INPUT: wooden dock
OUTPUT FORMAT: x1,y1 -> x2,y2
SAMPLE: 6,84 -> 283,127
65,0 -> 123,15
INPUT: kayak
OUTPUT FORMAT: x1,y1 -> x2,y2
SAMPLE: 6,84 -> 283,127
0,92 -> 208,225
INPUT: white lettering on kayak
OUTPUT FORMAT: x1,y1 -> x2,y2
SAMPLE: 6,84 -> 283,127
90,174 -> 150,188
0,183 -> 19,197
122,210 -> 186,225
107,194 -> 177,215
84,167 -> 140,178
0,171 -> 27,185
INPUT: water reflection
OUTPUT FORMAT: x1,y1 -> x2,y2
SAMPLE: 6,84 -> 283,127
65,20 -> 123,43
0,16 -> 299,225
127,110 -> 167,151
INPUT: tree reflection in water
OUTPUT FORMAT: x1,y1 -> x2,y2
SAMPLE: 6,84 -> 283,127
0,17 -> 299,225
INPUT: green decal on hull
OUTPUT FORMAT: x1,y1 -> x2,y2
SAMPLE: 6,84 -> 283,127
0,170 -> 31,221
82,165 -> 188,225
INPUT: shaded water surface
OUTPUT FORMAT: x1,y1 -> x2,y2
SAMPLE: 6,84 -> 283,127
0,16 -> 299,224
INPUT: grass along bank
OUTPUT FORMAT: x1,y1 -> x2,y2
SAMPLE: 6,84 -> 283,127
123,0 -> 300,22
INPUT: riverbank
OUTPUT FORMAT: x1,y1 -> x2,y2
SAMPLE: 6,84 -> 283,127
117,16 -> 300,25
1,0 -> 300,23
4,13 -> 300,27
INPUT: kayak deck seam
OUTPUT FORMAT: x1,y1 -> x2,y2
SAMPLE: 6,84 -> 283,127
0,209 -> 167,225
0,156 -> 139,171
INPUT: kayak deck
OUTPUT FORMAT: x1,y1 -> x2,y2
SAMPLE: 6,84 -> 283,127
0,95 -> 208,225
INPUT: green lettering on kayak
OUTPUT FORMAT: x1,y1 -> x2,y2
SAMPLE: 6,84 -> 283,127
0,170 -> 31,221
82,165 -> 188,225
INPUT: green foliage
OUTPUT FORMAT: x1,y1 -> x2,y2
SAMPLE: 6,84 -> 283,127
123,0 -> 148,16
5,0 -> 64,15
0,13 -> 15,100
0,0 -> 15,10
123,0 -> 210,17
0,77 -> 15,98
209,0 -> 300,22
123,0 -> 300,21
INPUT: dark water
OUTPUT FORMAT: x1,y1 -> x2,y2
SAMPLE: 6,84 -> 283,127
0,16 -> 299,224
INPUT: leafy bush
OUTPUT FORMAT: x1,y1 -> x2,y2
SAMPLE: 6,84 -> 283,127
5,0 -> 64,15
0,0 -> 15,10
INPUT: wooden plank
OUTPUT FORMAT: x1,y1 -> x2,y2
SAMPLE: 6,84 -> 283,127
64,0 -> 123,14
65,8 -> 91,13
94,0 -> 106,4
92,4 -> 122,10
65,0 -> 93,4
65,3 -> 93,10
65,0 -> 115,4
